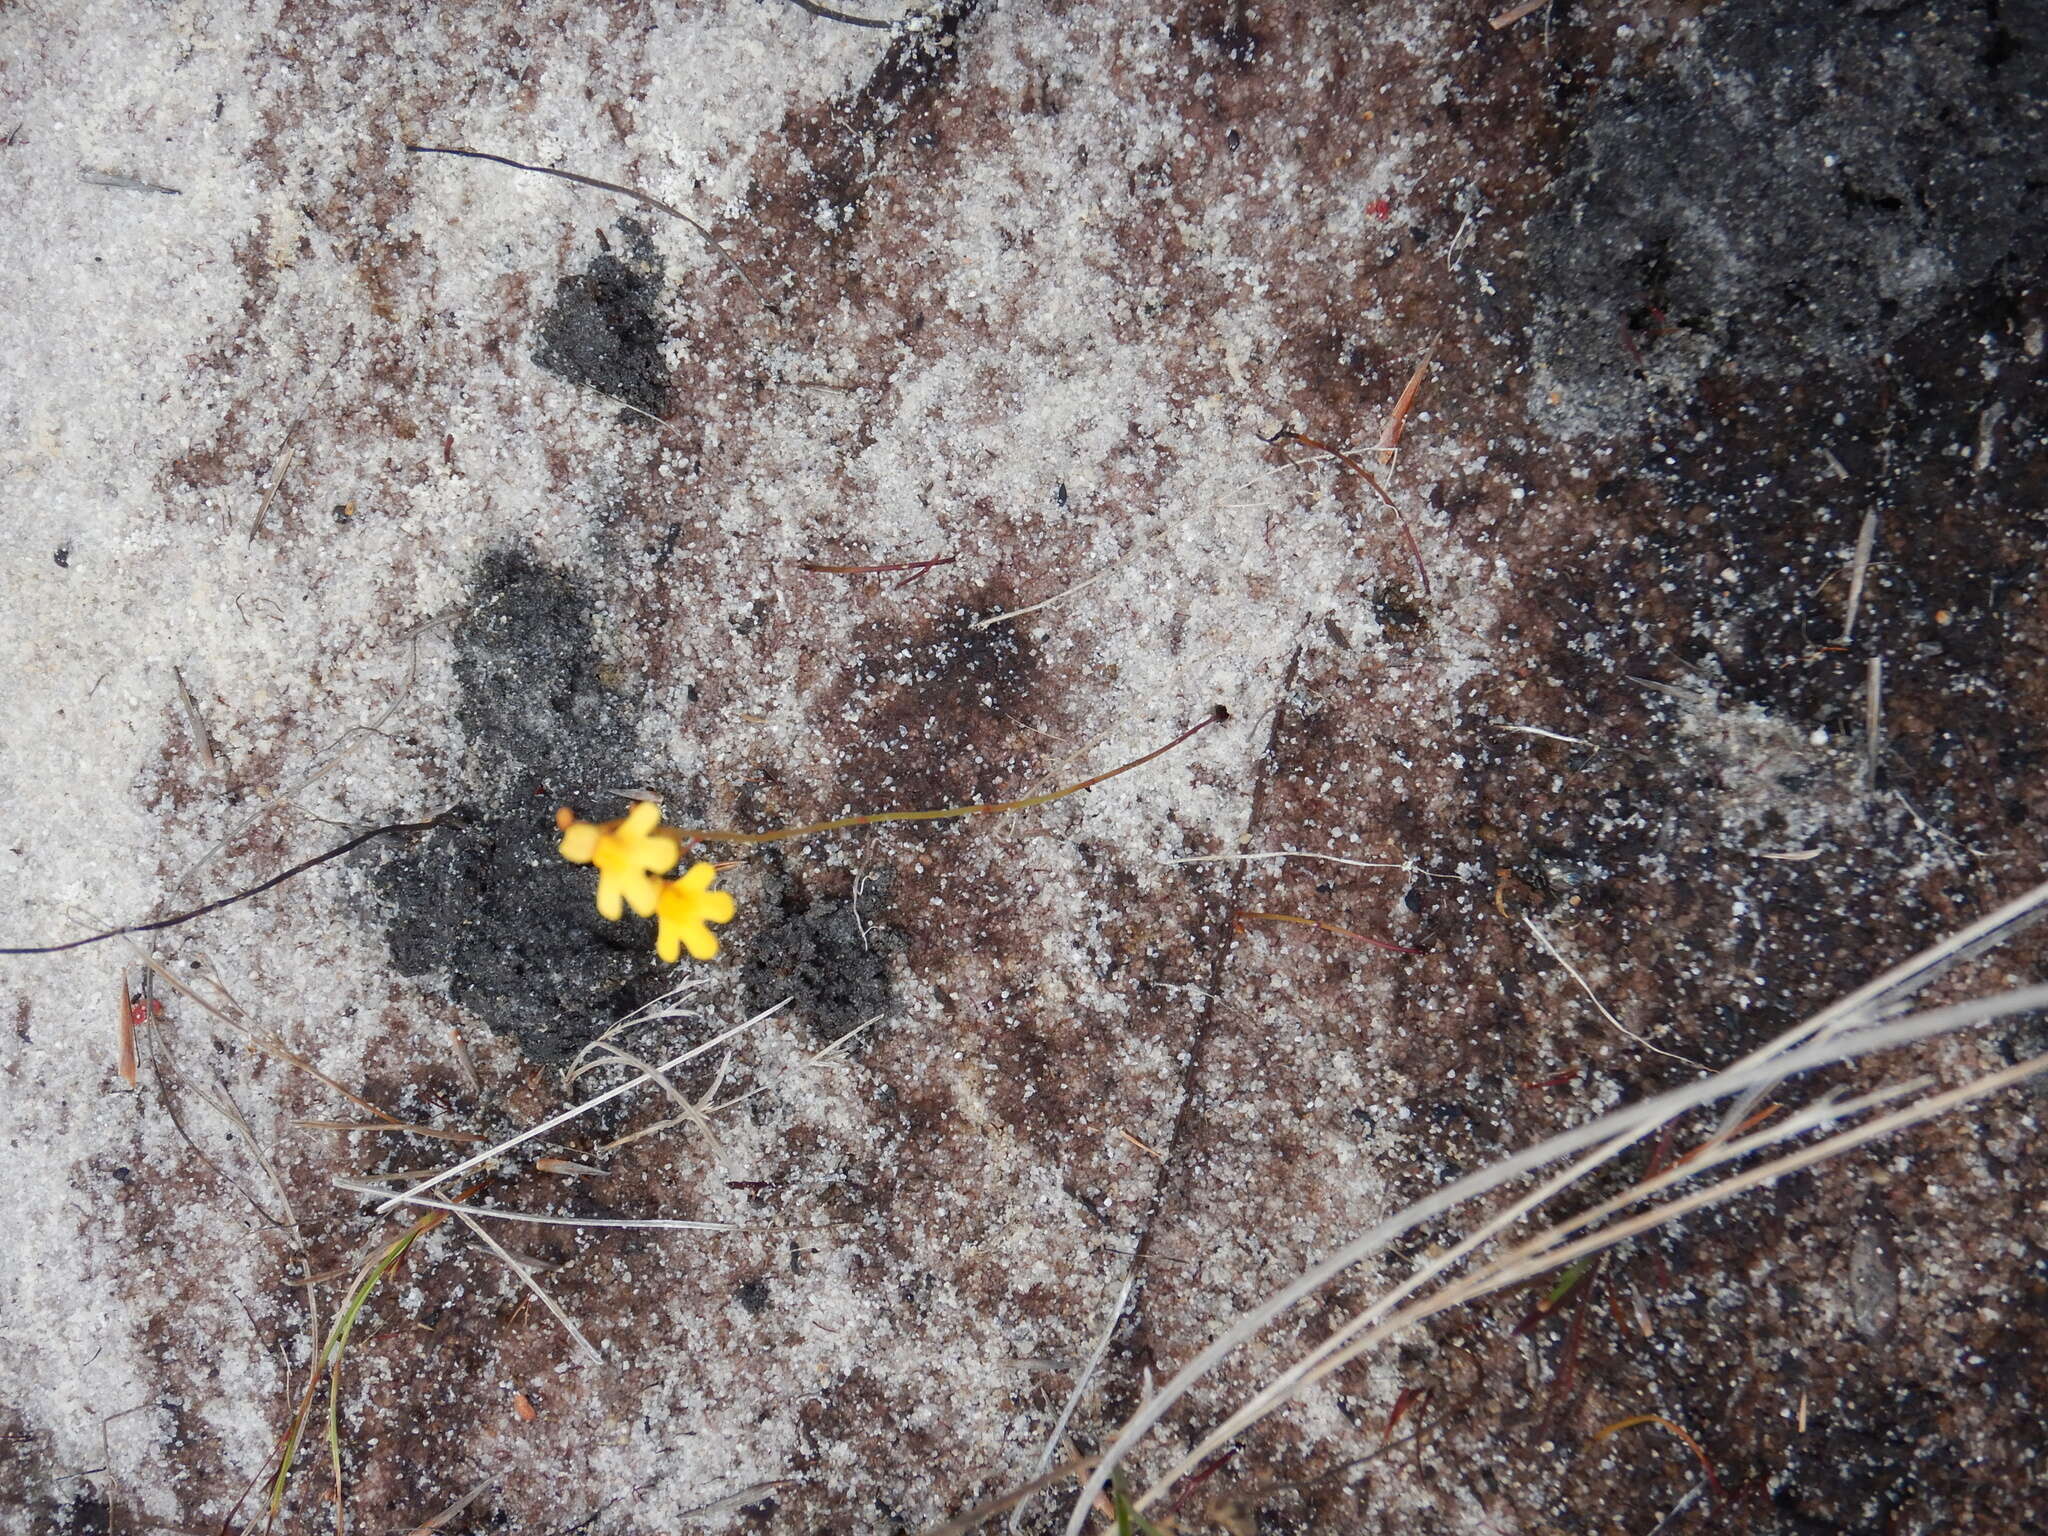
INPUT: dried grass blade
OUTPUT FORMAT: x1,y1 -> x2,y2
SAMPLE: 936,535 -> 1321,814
334,1178 -> 740,1232
377,1002 -> 784,1214
1064,974 -> 2048,1532
452,1210 -> 602,1368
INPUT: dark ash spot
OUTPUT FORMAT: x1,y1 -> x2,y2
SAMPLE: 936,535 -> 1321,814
369,550 -> 668,1064
1527,0 -> 2048,436
532,217 -> 671,419
740,888 -> 893,1049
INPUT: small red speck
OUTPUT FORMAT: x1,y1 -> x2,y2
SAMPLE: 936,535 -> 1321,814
512,1392 -> 537,1422
1367,197 -> 1393,220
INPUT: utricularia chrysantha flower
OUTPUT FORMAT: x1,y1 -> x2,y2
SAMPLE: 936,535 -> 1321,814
555,803 -> 736,960
655,860 -> 738,963
555,801 -> 679,920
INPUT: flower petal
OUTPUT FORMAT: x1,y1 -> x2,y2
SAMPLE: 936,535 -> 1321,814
643,829 -> 683,876
653,867 -> 737,964
619,870 -> 662,918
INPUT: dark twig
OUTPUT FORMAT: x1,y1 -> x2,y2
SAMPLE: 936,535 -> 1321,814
796,554 -> 957,588
1,817 -> 450,956
404,144 -> 764,305
783,0 -> 898,25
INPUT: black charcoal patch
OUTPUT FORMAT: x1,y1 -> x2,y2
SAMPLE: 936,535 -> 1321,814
740,886 -> 894,1049
532,217 -> 671,419
0,1402 -> 110,1536
49,1488 -> 110,1536
1527,0 -> 2048,437
450,549 -> 638,792
374,809 -> 659,1063
371,550 -> 670,1064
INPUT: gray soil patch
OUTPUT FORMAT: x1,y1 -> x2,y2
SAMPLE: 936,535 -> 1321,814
1528,0 -> 2048,438
532,216 -> 673,421
371,549 -> 671,1062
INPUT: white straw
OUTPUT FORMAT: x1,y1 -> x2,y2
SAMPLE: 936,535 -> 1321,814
374,1001 -> 785,1214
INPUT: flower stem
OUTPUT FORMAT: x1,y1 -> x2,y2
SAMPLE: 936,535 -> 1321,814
672,709 -> 1227,848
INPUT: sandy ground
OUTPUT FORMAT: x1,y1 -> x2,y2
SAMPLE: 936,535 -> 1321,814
3,1 -> 2045,1532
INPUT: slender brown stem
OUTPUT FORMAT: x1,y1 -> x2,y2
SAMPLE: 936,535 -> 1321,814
672,710 -> 1227,848
1267,427 -> 1433,597
783,0 -> 897,25
1233,909 -> 1425,956
796,554 -> 957,584
2,818 -> 449,956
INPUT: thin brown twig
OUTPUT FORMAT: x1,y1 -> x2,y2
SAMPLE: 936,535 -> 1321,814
404,144 -> 763,305
1265,427 -> 1432,596
141,955 -> 407,1128
783,0 -> 898,25
1375,350 -> 1434,464
116,969 -> 142,1087
796,554 -> 957,587
1588,1413 -> 1722,1498
1233,909 -> 1426,955
138,1005 -> 289,1228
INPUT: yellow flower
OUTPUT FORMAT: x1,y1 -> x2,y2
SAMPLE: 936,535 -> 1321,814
654,862 -> 736,962
555,802 -> 681,920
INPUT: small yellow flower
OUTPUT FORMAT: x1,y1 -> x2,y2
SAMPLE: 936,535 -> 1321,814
654,862 -> 737,963
555,802 -> 681,920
